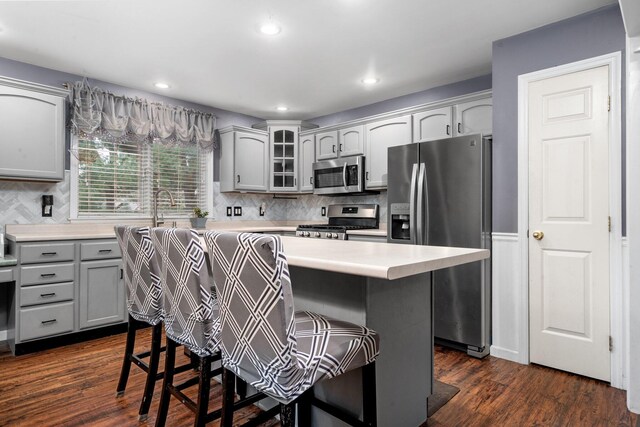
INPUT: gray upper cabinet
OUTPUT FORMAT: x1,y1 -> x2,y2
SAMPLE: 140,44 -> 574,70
365,115 -> 412,189
454,97 -> 493,136
315,130 -> 339,160
299,134 -> 315,193
219,126 -> 269,192
338,125 -> 365,157
269,125 -> 299,192
0,77 -> 67,181
413,106 -> 453,142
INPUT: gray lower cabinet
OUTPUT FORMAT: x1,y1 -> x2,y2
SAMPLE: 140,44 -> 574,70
79,259 -> 125,329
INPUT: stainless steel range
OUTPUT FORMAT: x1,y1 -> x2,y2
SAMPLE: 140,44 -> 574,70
296,204 -> 379,240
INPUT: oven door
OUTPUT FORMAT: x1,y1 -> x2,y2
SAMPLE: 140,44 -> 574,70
313,156 -> 364,195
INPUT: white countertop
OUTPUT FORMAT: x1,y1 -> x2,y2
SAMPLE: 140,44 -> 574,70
4,222 -> 387,242
271,236 -> 488,280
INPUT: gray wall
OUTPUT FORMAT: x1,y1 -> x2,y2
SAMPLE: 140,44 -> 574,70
310,74 -> 492,127
492,5 -> 626,233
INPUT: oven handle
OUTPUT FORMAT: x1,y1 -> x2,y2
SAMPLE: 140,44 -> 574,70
342,162 -> 348,190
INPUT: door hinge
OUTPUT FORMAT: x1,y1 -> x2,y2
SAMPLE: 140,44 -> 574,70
608,95 -> 611,112
609,335 -> 613,352
527,229 -> 529,238
608,216 -> 612,232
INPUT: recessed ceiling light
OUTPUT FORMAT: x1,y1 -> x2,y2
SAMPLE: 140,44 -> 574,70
154,82 -> 170,89
260,22 -> 281,35
276,106 -> 288,112
362,77 -> 379,85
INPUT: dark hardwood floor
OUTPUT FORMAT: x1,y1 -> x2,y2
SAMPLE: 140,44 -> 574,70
0,330 -> 636,426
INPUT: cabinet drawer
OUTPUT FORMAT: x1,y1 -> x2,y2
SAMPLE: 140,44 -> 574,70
0,268 -> 14,283
80,241 -> 121,261
20,282 -> 74,307
21,243 -> 75,264
21,263 -> 75,286
19,301 -> 74,341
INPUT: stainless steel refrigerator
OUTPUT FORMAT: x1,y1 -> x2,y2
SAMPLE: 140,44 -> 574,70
387,134 -> 491,358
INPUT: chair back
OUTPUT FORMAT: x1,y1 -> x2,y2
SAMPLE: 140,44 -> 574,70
151,228 -> 218,356
204,231 -> 300,396
114,225 -> 162,325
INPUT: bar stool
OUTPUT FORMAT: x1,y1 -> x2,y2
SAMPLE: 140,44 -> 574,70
151,228 -> 257,427
114,225 -> 164,421
205,231 -> 380,427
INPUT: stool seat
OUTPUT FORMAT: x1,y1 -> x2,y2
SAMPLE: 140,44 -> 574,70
240,310 -> 379,404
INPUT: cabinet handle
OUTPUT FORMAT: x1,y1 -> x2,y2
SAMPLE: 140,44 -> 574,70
294,178 -> 297,186
98,249 -> 112,253
366,171 -> 369,180
41,319 -> 57,325
457,123 -> 462,134
339,144 -> 343,152
332,145 -> 336,153
40,293 -> 56,298
310,177 -> 313,185
120,269 -> 124,280
40,273 -> 56,278
446,124 -> 450,135
41,252 -> 57,256
237,174 -> 241,183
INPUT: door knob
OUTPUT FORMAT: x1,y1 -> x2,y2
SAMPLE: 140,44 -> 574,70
532,231 -> 544,240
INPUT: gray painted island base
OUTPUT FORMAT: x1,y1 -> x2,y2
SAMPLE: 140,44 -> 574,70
290,266 -> 432,427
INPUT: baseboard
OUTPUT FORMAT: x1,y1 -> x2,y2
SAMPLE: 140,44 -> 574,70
489,345 -> 520,363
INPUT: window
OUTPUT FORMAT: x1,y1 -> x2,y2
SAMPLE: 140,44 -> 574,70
72,136 -> 211,218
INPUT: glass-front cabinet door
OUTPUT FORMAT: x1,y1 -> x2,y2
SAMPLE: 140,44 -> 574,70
270,125 -> 299,192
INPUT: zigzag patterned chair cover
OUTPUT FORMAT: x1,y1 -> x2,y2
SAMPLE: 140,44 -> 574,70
204,231 -> 380,405
114,226 -> 162,325
151,227 -> 219,357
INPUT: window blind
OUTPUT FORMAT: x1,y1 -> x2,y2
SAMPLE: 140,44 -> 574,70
77,138 -> 208,217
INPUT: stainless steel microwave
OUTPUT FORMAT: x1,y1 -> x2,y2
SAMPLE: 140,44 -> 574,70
312,155 -> 365,195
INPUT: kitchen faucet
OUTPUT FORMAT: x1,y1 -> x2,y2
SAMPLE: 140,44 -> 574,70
153,188 -> 176,227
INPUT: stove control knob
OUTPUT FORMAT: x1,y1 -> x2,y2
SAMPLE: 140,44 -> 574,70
325,233 -> 331,239
332,233 -> 339,239
314,232 -> 320,238
304,232 -> 310,237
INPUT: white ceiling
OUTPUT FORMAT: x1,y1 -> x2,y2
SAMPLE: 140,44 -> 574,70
0,0 -> 617,120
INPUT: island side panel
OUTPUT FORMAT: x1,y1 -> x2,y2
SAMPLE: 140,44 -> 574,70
289,266 -> 433,427
367,272 -> 432,427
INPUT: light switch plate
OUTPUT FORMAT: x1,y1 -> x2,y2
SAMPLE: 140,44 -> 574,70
226,207 -> 232,217
321,207 -> 326,216
233,207 -> 242,216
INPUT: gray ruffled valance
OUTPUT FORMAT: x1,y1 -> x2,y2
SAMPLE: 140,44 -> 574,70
68,79 -> 217,150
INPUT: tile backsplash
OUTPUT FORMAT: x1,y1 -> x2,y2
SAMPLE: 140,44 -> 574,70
1,174 -> 387,227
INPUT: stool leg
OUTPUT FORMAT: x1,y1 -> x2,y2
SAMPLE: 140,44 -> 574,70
236,376 -> 247,400
154,337 -> 177,427
220,368 -> 236,427
138,322 -> 163,420
116,315 -> 137,397
362,362 -> 377,427
279,401 -> 296,427
194,355 -> 212,427
298,388 -> 313,426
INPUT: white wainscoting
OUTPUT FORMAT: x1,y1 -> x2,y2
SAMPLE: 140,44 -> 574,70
490,233 -> 629,390
490,232 -> 524,363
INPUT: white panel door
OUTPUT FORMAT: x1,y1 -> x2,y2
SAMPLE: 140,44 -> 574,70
299,134 -> 315,192
528,65 -> 610,381
316,130 -> 338,160
412,106 -> 453,142
454,98 -> 492,136
234,131 -> 268,191
338,125 -> 364,157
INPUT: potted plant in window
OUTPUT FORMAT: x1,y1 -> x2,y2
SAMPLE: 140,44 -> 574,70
190,207 -> 209,229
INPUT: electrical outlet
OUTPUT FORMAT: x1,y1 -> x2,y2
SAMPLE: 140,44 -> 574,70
321,207 -> 326,216
259,203 -> 266,217
226,207 -> 232,217
233,206 -> 242,216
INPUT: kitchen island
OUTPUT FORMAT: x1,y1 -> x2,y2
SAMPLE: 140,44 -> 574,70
255,236 -> 489,427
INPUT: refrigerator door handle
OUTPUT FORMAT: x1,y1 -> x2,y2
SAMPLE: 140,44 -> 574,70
409,163 -> 418,244
417,163 -> 427,245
